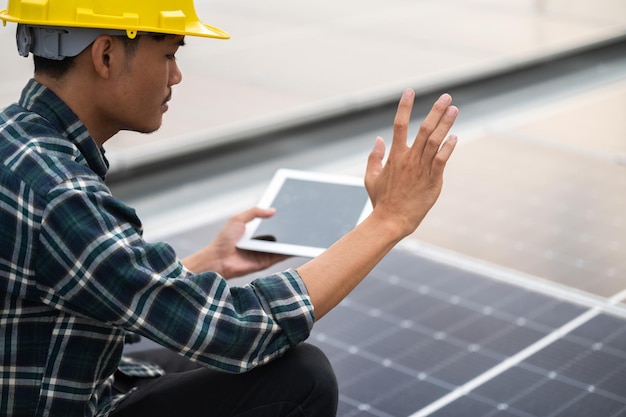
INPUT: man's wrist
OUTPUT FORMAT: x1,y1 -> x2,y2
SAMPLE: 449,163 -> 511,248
365,209 -> 414,243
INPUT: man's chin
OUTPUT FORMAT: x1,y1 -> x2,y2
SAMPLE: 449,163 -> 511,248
123,122 -> 163,135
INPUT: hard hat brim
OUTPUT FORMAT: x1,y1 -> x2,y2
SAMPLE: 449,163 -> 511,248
0,9 -> 230,40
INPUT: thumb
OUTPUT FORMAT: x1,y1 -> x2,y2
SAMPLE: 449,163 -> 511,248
365,136 -> 385,189
233,207 -> 276,223
255,207 -> 277,219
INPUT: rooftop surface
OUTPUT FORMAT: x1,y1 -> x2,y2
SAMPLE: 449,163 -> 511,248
1,0 -> 625,172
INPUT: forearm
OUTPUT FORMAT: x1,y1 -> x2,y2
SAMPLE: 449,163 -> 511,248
296,211 -> 405,319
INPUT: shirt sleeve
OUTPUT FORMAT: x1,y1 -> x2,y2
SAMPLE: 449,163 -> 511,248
37,177 -> 315,373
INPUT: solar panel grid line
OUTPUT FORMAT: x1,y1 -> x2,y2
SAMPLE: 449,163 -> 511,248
321,276 -> 549,362
315,302 -> 498,384
519,352 -> 626,404
468,368 -> 560,417
407,308 -> 602,417
611,287 -> 626,306
312,304 -> 463,414
356,368 -> 431,415
366,258 -> 588,342
467,315 -> 626,417
326,343 -> 445,417
544,382 -> 597,417
558,321 -> 626,386
337,394 -> 396,417
399,240 -> 626,319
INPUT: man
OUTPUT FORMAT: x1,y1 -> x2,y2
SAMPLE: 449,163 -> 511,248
0,1 -> 458,416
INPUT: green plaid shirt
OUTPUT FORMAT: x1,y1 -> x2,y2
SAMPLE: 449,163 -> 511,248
0,80 -> 315,417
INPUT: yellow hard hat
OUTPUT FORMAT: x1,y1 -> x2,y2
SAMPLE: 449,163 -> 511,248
0,0 -> 229,40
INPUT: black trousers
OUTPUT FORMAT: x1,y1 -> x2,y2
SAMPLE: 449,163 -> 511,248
110,343 -> 338,417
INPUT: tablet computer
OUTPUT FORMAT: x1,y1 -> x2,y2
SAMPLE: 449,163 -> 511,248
237,169 -> 372,258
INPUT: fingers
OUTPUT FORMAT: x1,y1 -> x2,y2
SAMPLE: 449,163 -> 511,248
390,90 -> 457,158
390,90 -> 457,175
389,89 -> 417,156
418,103 -> 458,171
431,134 -> 458,177
413,93 -> 453,149
418,93 -> 453,143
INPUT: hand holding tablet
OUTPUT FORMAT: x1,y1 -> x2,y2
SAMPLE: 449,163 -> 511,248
237,169 -> 372,258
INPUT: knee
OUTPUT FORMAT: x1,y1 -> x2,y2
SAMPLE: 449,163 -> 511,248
287,343 -> 338,414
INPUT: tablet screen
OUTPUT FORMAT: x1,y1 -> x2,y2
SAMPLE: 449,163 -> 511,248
237,169 -> 371,257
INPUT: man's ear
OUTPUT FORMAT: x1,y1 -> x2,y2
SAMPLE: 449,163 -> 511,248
90,35 -> 117,79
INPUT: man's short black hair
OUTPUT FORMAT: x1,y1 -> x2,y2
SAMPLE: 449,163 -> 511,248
33,55 -> 76,79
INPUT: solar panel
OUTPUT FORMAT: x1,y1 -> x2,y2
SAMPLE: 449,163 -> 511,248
147,219 -> 626,417
435,314 -> 626,417
296,249 -> 624,417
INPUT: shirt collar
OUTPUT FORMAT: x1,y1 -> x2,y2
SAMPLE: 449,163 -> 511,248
18,79 -> 110,179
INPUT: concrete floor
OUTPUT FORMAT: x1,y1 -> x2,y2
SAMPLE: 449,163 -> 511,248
1,0 -> 625,172
414,78 -> 626,306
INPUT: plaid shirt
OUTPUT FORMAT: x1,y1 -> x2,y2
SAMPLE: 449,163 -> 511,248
0,80 -> 315,417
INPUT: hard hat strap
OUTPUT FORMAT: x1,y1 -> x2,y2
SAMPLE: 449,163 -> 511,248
17,24 -> 130,60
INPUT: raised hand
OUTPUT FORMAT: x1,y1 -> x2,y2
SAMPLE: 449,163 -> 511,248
365,89 -> 458,237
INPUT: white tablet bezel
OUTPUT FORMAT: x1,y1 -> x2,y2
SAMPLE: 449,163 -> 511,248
236,169 -> 372,258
